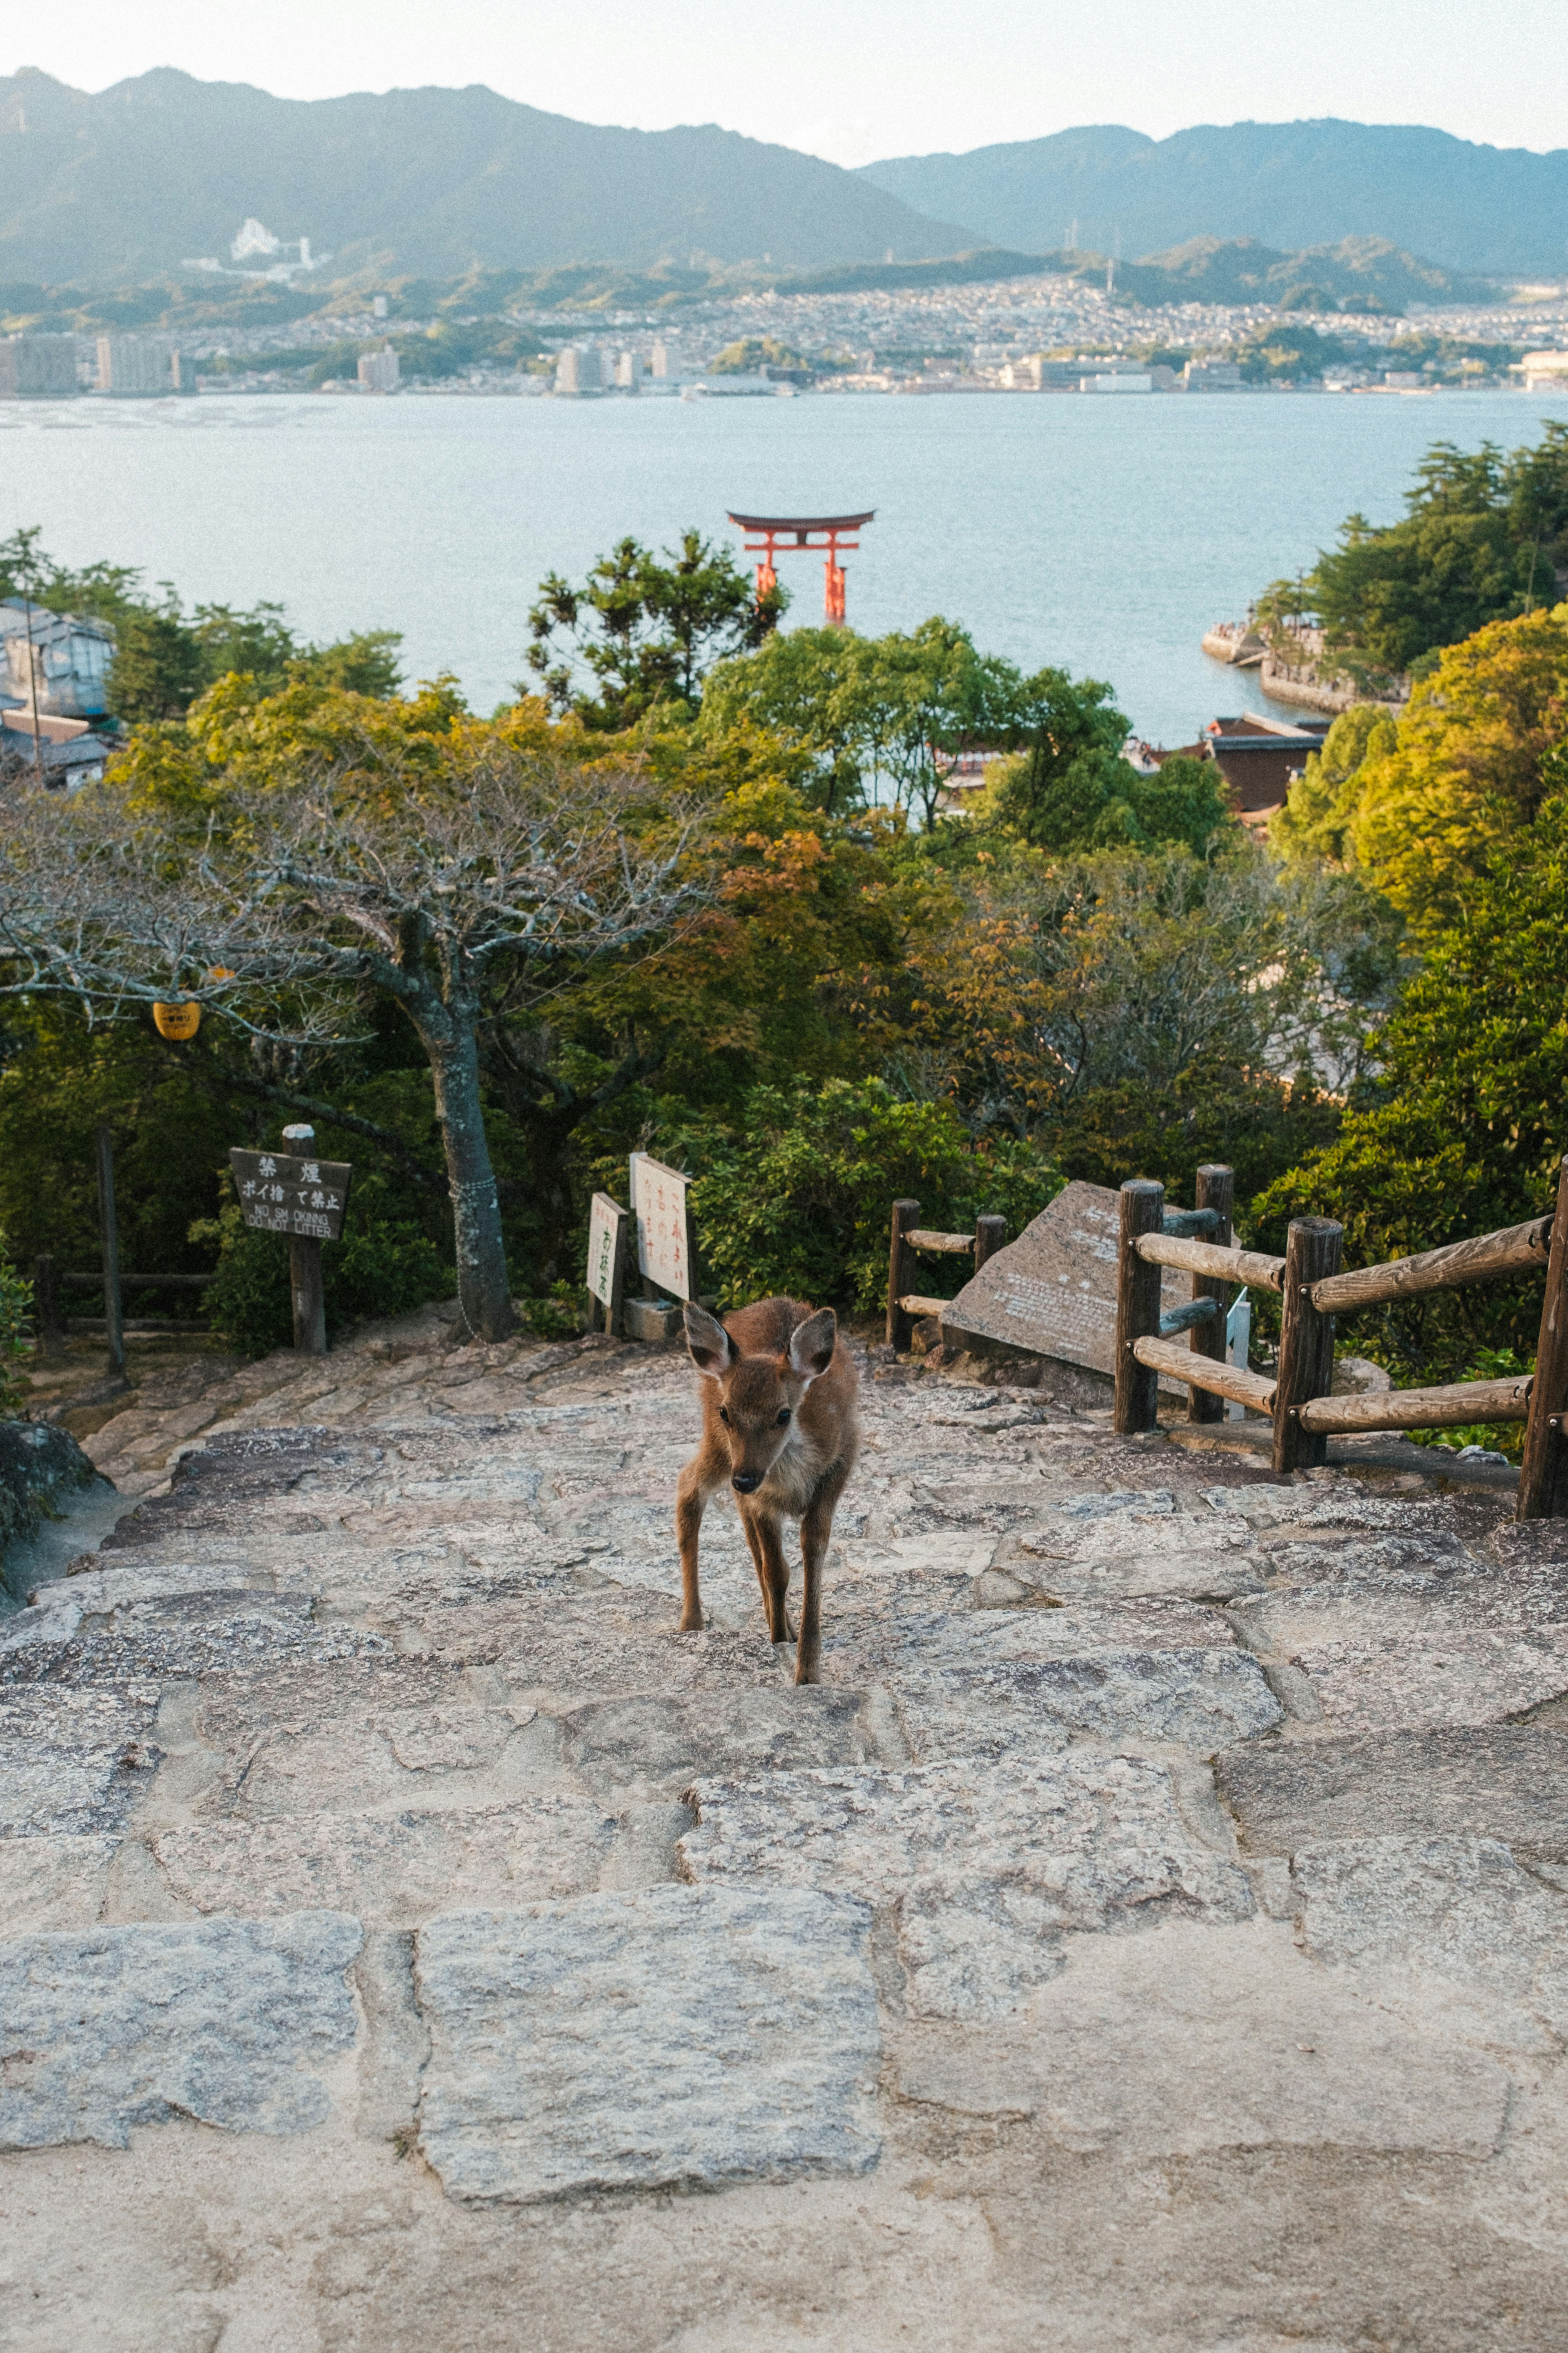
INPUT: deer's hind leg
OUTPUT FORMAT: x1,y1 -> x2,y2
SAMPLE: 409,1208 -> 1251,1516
676,1448 -> 726,1633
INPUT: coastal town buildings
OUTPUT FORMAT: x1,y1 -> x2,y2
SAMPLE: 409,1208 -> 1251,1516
0,334 -> 78,397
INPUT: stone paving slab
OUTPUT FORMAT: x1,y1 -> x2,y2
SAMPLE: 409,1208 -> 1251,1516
1290,1833 -> 1568,2039
557,1687 -> 889,1799
893,1918 -> 1512,2157
1285,1622 -> 1568,1731
893,1646 -> 1284,1760
414,1885 -> 880,2201
148,1793 -> 621,1925
0,1912 -> 361,2148
0,1591 -> 386,1687
0,1685 -> 162,1835
1217,1724 -> 1568,1861
681,1755 -> 1255,2016
0,1832 -> 118,1929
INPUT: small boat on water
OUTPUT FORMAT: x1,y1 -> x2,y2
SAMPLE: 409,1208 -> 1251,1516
1201,620 -> 1267,668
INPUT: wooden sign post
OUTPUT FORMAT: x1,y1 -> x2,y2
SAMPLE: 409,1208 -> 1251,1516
586,1192 -> 630,1335
229,1124 -> 352,1358
629,1153 -> 697,1302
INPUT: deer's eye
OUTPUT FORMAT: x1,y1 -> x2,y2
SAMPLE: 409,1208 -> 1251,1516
718,1405 -> 730,1425
776,1408 -> 791,1426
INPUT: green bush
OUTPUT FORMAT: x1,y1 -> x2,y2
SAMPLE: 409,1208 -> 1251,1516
0,1237 -> 31,1415
194,1171 -> 450,1356
629,1077 -> 1063,1315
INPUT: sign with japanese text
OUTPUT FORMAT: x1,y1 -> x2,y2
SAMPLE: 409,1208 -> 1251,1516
587,1192 -> 629,1314
629,1153 -> 693,1300
229,1147 -> 352,1242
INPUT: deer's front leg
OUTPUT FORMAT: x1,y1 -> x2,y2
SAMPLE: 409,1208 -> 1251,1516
797,1456 -> 851,1685
748,1507 -> 795,1646
676,1452 -> 722,1633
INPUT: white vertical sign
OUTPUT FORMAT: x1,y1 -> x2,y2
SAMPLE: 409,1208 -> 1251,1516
586,1193 -> 626,1307
629,1152 -> 693,1300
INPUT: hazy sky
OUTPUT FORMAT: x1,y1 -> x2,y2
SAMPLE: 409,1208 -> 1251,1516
9,0 -> 1565,165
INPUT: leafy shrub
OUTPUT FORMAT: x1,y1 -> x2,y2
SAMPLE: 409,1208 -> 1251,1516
194,1171 -> 450,1356
0,1238 -> 31,1415
627,1078 -> 1063,1314
518,1284 -> 584,1339
1407,1345 -> 1532,1463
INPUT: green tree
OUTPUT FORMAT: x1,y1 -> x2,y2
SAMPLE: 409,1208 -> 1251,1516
1254,772 -> 1568,1382
1280,430 -> 1568,682
1270,704 -> 1399,866
106,606 -> 208,723
706,622 -> 1126,832
526,531 -> 785,728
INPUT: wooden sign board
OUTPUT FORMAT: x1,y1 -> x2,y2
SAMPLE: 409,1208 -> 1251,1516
229,1147 -> 352,1242
943,1179 -> 1186,1384
629,1153 -> 695,1301
586,1192 -> 630,1332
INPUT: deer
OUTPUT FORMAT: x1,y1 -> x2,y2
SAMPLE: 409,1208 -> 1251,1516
676,1295 -> 860,1684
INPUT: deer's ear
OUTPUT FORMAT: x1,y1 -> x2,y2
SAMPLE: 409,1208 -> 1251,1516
788,1307 -> 837,1387
684,1302 -> 734,1381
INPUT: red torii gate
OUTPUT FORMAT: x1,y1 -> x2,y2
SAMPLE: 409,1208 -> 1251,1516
727,511 -> 875,627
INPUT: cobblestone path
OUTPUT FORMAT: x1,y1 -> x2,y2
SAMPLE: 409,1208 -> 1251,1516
2,1312 -> 1567,2349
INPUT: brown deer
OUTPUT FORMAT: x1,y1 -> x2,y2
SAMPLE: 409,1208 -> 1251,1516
676,1296 -> 860,1684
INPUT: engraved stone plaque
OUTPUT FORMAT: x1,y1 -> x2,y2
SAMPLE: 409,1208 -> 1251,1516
942,1180 -> 1186,1380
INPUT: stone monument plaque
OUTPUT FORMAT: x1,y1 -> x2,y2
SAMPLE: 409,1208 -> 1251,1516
942,1179 -> 1187,1385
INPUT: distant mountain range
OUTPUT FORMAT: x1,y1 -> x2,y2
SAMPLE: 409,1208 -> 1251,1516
0,68 -> 966,283
860,121 -> 1568,281
0,71 -> 1560,293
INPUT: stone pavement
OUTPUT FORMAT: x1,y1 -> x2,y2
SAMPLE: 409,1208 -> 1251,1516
3,1308 -> 1568,2349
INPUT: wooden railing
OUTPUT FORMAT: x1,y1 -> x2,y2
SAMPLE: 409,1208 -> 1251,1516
1113,1155 -> 1568,1521
885,1202 -> 1007,1352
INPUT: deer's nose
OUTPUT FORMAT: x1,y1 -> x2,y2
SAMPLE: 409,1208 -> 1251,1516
732,1470 -> 761,1494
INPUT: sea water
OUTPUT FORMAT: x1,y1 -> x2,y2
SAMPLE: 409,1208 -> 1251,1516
4,385 -> 1567,743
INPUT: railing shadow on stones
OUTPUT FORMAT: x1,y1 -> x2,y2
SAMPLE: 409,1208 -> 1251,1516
1111,1156 -> 1568,1522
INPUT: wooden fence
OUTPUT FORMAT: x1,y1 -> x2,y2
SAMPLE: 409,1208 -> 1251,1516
885,1202 -> 1007,1353
1114,1155 -> 1568,1521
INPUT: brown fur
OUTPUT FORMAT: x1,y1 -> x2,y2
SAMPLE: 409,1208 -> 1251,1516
676,1295 -> 860,1684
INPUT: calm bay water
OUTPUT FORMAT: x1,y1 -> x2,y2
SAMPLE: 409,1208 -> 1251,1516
4,385 -> 1568,743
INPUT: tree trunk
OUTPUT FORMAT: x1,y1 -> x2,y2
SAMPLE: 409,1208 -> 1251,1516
423,1019 -> 516,1341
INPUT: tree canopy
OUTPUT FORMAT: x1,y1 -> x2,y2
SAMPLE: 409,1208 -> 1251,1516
1260,426 -> 1568,682
525,530 -> 783,729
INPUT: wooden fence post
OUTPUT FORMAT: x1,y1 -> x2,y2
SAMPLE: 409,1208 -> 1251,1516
1188,1163 -> 1234,1425
886,1199 -> 919,1352
1271,1216 -> 1343,1474
281,1123 -> 327,1357
94,1123 -> 126,1380
973,1213 -> 1006,1274
1519,1155 -> 1568,1521
1114,1179 -> 1165,1434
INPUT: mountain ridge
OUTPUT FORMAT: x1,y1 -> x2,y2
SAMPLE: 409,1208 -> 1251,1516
0,67 -> 971,283
859,119 -> 1568,279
